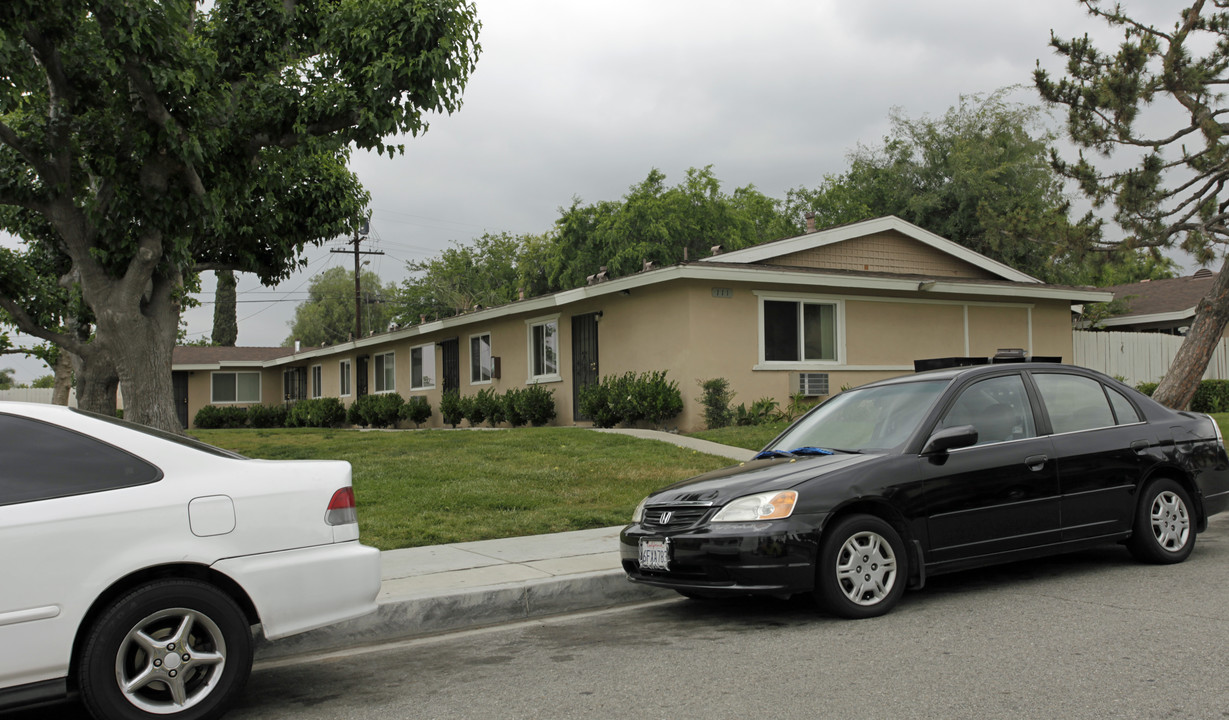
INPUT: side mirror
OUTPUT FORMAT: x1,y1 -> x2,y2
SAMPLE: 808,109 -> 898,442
922,425 -> 978,455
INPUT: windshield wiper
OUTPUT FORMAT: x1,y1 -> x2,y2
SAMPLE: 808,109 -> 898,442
753,446 -> 839,461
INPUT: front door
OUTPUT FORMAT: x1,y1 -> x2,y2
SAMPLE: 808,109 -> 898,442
572,313 -> 599,420
283,367 -> 307,404
440,338 -> 460,394
356,355 -> 369,397
172,371 -> 189,428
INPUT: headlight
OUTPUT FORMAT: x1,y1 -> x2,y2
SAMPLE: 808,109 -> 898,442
631,497 -> 648,523
711,490 -> 797,522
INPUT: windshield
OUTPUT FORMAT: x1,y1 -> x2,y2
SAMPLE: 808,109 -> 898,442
768,379 -> 949,454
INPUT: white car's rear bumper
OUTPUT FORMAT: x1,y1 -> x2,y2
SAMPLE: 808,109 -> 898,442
213,541 -> 381,640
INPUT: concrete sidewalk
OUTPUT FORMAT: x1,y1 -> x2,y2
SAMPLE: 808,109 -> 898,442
256,430 -> 755,659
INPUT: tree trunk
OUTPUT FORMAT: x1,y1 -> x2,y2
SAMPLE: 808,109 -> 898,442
1151,259 -> 1229,410
51,350 -> 73,406
75,354 -> 120,417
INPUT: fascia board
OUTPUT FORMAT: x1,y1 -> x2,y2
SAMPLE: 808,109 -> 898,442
700,216 -> 1041,284
1098,308 -> 1196,327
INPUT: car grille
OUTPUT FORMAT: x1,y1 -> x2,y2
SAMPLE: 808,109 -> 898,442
642,505 -> 710,530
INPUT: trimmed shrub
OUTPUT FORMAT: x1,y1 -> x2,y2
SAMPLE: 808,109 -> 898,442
287,397 -> 346,428
399,396 -> 433,428
193,404 -> 248,429
246,403 -> 288,428
440,390 -> 464,428
475,387 -> 505,426
459,394 -> 485,426
698,377 -> 734,429
1191,380 -> 1229,413
637,371 -> 683,425
1135,381 -> 1158,396
503,387 -> 527,427
347,393 -> 404,428
518,384 -> 558,426
578,371 -> 684,428
577,380 -> 619,428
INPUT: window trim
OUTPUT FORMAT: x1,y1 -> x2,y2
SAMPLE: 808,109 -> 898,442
525,314 -> 562,384
754,291 -> 845,369
470,332 -> 493,385
310,364 -> 323,399
410,342 -> 437,391
374,351 -> 396,394
339,359 -> 352,397
210,371 -> 262,404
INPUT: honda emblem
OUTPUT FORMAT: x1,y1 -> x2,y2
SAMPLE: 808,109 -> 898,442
659,511 -> 674,524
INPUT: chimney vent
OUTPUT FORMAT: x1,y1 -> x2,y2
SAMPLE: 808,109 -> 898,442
805,212 -> 817,234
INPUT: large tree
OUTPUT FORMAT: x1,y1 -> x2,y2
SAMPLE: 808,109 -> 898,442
394,232 -> 528,324
286,266 -> 395,347
211,270 -> 238,347
0,0 -> 480,431
1036,0 -> 1229,409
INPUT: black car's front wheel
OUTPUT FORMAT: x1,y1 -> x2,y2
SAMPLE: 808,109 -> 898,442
77,579 -> 254,720
813,514 -> 907,619
1128,478 -> 1196,564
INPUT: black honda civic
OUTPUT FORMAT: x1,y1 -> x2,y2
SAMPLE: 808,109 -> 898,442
620,362 -> 1229,618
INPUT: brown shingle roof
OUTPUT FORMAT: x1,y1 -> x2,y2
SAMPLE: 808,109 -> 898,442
172,346 -> 294,365
1105,270 -> 1215,319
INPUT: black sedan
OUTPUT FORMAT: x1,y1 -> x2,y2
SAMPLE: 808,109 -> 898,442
621,363 -> 1229,618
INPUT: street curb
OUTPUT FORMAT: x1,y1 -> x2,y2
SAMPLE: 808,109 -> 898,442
254,569 -> 674,659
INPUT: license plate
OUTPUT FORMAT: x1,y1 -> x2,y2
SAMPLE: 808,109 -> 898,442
639,538 -> 670,571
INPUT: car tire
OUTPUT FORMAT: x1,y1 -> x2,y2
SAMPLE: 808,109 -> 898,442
77,579 -> 253,720
813,514 -> 907,619
1127,478 -> 1196,564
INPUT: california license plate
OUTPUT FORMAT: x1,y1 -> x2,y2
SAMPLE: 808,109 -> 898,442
639,538 -> 670,571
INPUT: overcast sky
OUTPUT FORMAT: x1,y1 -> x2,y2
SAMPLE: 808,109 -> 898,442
2,0 -> 1184,382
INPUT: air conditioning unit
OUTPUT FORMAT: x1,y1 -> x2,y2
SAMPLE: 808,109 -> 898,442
790,372 -> 830,397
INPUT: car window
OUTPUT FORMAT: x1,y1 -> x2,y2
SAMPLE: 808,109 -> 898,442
939,374 -> 1036,446
1033,373 -> 1116,434
1106,386 -> 1142,424
0,414 -> 162,506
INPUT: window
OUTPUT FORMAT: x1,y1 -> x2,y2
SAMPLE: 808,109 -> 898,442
1033,373 -> 1115,434
527,317 -> 559,381
0,414 -> 162,506
762,298 -> 837,363
940,374 -> 1037,446
1107,386 -> 1142,424
374,352 -> 395,393
339,359 -> 352,397
411,343 -> 436,390
311,365 -> 323,398
470,333 -> 492,384
211,371 -> 261,404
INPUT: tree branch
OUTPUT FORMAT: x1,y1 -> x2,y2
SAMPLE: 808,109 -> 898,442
0,296 -> 86,356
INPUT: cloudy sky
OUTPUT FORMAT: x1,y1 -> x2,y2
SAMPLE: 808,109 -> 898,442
2,0 -> 1183,382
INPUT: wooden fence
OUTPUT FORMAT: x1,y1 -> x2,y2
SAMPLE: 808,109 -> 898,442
1072,330 -> 1229,387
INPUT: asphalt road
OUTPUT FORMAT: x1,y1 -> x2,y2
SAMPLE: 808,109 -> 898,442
14,515 -> 1229,720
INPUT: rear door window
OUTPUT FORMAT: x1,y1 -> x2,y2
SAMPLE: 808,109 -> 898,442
0,414 -> 162,506
1032,373 -> 1116,434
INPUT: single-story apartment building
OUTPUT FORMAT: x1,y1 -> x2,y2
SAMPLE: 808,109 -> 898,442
172,216 -> 1113,430
1099,268 -> 1219,334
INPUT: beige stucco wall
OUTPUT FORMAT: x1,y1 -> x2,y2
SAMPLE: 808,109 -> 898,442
765,231 -> 999,280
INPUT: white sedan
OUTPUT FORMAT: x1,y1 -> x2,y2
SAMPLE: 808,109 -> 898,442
0,401 -> 381,720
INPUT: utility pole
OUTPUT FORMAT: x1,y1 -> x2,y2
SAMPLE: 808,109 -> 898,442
330,219 -> 384,339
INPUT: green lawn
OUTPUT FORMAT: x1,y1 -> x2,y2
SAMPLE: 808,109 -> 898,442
191,427 -> 732,551
685,422 -> 789,451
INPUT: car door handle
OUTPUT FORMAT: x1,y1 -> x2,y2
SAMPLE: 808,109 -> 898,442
1025,454 -> 1047,472
1130,440 -> 1149,455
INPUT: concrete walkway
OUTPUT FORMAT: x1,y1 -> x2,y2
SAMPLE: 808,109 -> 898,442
256,430 -> 754,659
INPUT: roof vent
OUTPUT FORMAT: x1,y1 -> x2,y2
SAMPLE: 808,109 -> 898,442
1193,268 -> 1214,278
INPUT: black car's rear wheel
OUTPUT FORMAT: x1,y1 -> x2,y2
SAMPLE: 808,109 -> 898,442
78,579 -> 253,720
813,514 -> 907,619
1128,478 -> 1196,564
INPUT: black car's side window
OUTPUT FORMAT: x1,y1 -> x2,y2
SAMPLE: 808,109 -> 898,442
1105,387 -> 1142,424
1033,373 -> 1116,434
0,414 -> 161,506
940,375 -> 1037,446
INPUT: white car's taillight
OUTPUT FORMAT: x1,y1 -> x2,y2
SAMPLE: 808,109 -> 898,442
326,487 -> 358,526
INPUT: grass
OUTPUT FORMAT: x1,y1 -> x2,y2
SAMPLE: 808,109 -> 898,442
191,427 -> 731,551
685,421 -> 789,451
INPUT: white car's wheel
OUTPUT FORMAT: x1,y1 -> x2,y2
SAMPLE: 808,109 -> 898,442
78,579 -> 253,720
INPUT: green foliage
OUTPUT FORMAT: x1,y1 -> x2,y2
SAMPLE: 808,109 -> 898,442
1135,382 -> 1158,397
29,374 -> 55,389
579,371 -> 684,428
246,404 -> 289,429
0,367 -> 13,390
287,398 -> 347,428
1191,381 -> 1229,414
775,393 -> 819,423
399,396 -> 433,428
211,270 -> 238,347
347,393 -> 405,429
476,387 -> 505,426
194,405 -> 249,429
394,233 -> 532,324
0,0 -> 481,431
286,267 -> 397,347
503,387 -> 528,428
440,390 -> 464,428
698,378 -> 735,430
459,393 -> 485,426
516,384 -> 558,426
733,397 -> 780,426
